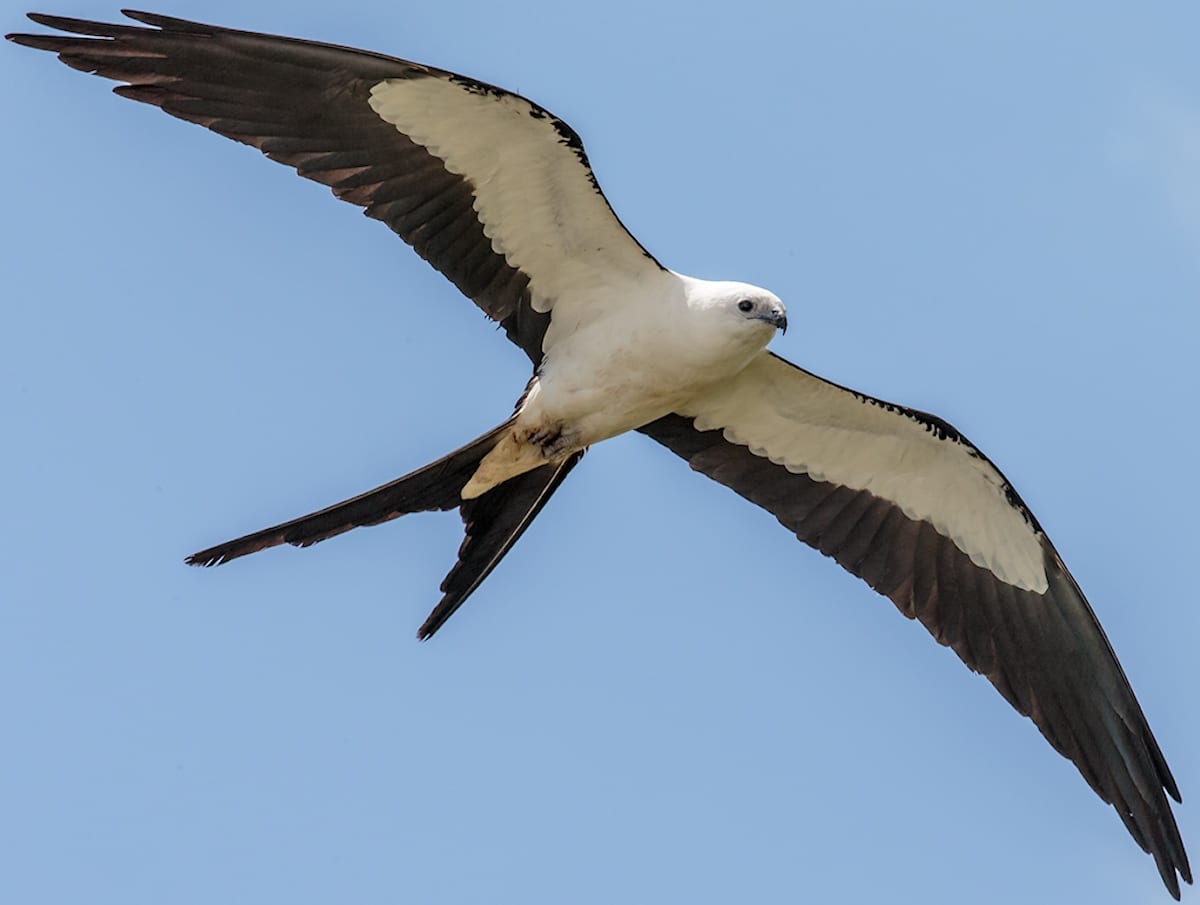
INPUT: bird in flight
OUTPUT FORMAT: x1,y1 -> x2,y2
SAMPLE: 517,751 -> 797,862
8,11 -> 1190,898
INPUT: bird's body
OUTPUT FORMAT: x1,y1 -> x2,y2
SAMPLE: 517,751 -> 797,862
7,10 -> 1189,899
469,276 -> 786,498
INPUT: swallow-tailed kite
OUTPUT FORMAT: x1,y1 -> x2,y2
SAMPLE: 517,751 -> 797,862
8,11 -> 1190,898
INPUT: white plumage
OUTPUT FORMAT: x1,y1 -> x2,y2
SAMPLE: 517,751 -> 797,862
368,76 -> 658,309
7,10 -> 1189,899
684,353 -> 1048,592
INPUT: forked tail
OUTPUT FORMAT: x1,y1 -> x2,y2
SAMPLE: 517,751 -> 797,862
186,419 -> 516,567
418,450 -> 582,639
186,418 -> 583,638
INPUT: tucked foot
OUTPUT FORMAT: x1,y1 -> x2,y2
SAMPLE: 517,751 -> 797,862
461,421 -> 578,500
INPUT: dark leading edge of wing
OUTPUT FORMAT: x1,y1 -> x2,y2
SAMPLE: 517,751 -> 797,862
640,409 -> 1190,898
7,10 -> 562,361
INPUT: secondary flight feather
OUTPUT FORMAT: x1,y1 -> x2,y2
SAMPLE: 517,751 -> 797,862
7,11 -> 1189,898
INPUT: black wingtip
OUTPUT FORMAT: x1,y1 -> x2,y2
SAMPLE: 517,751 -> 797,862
416,602 -> 453,640
119,10 -> 175,27
11,11 -> 196,41
7,13 -> 144,50
184,550 -> 225,568
185,539 -> 256,567
23,12 -> 115,35
120,9 -> 211,32
6,26 -> 61,48
1162,864 -> 1184,901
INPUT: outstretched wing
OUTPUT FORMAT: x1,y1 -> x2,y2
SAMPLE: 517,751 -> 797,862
7,11 -> 668,363
640,351 -> 1190,898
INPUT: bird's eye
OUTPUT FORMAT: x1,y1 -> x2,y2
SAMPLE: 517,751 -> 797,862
737,299 -> 754,312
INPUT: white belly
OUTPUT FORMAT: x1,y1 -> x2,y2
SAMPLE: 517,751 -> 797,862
460,272 -> 779,499
531,312 -> 751,444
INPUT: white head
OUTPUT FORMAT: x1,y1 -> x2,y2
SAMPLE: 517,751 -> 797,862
667,278 -> 788,378
690,279 -> 788,342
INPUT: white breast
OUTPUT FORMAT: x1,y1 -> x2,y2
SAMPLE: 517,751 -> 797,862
530,274 -> 773,445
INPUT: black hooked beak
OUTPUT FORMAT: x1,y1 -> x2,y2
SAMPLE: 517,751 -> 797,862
770,308 -> 788,334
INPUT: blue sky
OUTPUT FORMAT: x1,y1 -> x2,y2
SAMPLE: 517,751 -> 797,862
3,2 -> 1197,903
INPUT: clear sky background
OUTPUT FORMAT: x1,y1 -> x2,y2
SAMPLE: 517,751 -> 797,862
3,2 -> 1198,903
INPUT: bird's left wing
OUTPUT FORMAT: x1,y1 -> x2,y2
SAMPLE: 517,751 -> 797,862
7,11 -> 667,363
639,351 -> 1190,898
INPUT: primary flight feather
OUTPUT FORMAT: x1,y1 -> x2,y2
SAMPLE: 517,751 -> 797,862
7,10 -> 1189,898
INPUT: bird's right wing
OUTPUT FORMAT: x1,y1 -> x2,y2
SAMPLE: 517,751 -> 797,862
8,11 -> 670,364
